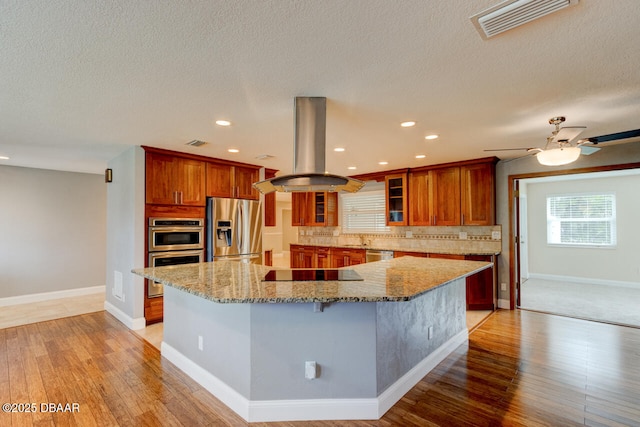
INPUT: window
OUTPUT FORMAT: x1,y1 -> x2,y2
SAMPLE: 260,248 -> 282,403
340,187 -> 390,233
546,193 -> 616,246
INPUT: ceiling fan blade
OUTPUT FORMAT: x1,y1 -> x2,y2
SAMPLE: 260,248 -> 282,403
585,128 -> 640,144
551,126 -> 586,143
483,148 -> 532,152
580,145 -> 601,155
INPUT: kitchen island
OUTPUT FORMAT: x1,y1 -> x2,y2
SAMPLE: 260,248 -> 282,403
132,256 -> 491,422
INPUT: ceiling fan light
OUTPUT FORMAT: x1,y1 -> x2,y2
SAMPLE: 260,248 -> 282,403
536,146 -> 581,166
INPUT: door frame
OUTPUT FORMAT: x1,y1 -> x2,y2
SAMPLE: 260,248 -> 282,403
507,161 -> 640,309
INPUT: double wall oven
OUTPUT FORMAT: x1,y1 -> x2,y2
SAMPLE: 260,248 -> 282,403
147,218 -> 204,298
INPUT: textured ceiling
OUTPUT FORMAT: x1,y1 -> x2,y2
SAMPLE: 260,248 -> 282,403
2,0 -> 640,175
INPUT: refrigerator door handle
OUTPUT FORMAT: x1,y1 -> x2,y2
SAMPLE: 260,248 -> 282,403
237,202 -> 244,252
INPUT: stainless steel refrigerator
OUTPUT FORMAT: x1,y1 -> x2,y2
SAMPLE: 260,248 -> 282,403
206,197 -> 262,263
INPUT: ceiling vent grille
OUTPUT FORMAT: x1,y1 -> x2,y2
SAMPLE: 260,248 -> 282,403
186,139 -> 207,147
471,0 -> 579,39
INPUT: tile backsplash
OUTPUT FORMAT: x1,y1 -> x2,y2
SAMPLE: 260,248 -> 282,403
297,225 -> 502,254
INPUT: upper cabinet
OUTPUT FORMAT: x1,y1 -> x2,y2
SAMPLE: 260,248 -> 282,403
205,162 -> 260,200
145,151 -> 206,206
408,157 -> 496,226
291,192 -> 338,226
460,162 -> 495,225
408,166 -> 461,226
430,166 -> 461,226
385,173 -> 408,226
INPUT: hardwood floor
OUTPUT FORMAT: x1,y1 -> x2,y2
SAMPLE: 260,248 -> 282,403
1,309 -> 639,426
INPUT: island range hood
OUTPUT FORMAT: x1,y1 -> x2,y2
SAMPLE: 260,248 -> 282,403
252,97 -> 364,194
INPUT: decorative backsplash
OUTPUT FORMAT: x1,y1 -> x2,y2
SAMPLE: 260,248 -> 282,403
296,225 -> 502,254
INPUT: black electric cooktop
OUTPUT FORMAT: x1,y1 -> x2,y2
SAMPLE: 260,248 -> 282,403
262,269 -> 363,282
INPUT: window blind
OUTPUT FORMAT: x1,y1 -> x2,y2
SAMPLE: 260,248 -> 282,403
546,193 -> 616,246
340,189 -> 389,233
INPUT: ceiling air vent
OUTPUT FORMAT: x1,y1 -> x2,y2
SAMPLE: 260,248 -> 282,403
471,0 -> 579,39
186,139 -> 207,147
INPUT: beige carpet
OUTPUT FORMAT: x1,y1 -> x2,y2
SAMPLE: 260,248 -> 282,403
520,278 -> 640,328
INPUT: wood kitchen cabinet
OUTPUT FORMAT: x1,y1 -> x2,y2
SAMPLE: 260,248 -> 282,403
409,166 -> 459,226
290,245 -> 315,268
205,162 -> 260,200
408,157 -> 496,226
393,251 -> 429,258
408,170 -> 431,226
330,248 -> 365,268
430,166 -> 461,226
315,247 -> 331,268
427,252 -> 495,310
291,192 -> 338,226
385,173 -> 408,225
145,151 -> 206,206
264,169 -> 277,226
465,255 -> 496,310
460,161 -> 495,225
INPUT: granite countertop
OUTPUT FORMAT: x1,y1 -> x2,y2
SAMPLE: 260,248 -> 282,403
132,256 -> 492,304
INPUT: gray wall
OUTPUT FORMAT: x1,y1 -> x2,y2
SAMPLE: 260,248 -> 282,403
105,146 -> 146,321
525,173 -> 640,284
0,165 -> 106,298
496,140 -> 640,305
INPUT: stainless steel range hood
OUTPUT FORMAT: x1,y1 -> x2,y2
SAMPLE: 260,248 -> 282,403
252,97 -> 364,194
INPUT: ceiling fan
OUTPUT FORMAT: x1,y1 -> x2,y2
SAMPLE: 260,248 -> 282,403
485,117 -> 640,166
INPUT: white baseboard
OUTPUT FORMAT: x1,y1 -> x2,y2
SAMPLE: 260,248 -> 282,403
376,328 -> 468,417
104,301 -> 146,330
161,342 -> 251,420
0,285 -> 105,307
528,273 -> 640,289
498,298 -> 511,309
161,329 -> 468,422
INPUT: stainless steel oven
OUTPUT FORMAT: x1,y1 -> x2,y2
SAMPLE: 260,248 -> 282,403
148,217 -> 204,251
147,217 -> 204,298
147,249 -> 204,298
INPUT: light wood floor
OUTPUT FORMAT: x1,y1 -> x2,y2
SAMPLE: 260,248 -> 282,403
0,292 -> 104,329
2,309 -> 638,426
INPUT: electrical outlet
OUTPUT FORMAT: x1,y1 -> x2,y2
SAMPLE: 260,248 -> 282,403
501,283 -> 507,291
333,229 -> 340,236
406,230 -> 413,238
305,361 -> 318,379
458,231 -> 468,240
299,229 -> 305,236
492,231 -> 501,240
198,335 -> 203,351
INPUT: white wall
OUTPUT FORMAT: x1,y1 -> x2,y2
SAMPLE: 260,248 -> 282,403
496,140 -> 640,305
0,165 -> 106,298
524,173 -> 640,285
104,146 -> 146,327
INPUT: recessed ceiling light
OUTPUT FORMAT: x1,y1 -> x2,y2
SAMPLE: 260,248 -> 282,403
415,154 -> 426,159
348,166 -> 357,170
379,161 -> 388,165
425,134 -> 439,140
401,121 -> 416,127
0,156 -> 9,160
334,147 -> 345,152
216,120 -> 231,126
228,148 -> 239,153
